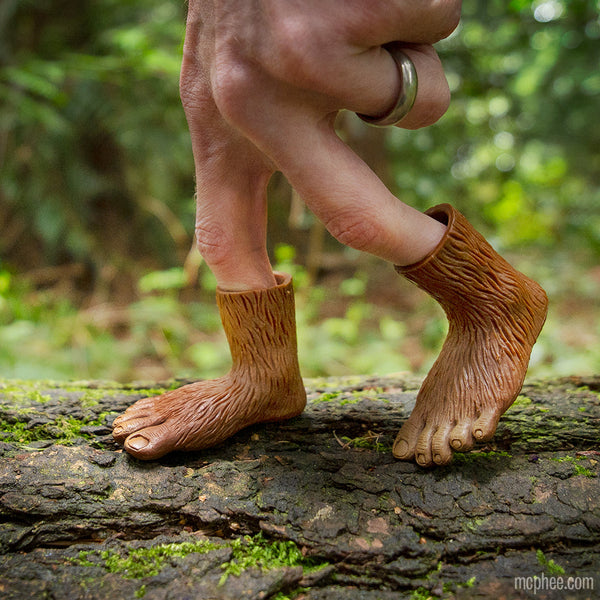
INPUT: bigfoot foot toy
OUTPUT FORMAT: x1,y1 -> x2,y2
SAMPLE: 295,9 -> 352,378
112,272 -> 306,460
393,204 -> 548,467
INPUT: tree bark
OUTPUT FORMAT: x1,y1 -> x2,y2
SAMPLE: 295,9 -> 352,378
1,375 -> 599,599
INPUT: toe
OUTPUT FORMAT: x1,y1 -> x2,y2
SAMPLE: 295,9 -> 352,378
431,422 -> 454,465
415,424 -> 436,467
472,410 -> 501,442
393,415 -> 424,461
449,420 -> 474,452
113,398 -> 156,424
124,423 -> 178,460
113,414 -> 164,443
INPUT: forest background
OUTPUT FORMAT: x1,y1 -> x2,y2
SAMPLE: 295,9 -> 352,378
1,0 -> 599,384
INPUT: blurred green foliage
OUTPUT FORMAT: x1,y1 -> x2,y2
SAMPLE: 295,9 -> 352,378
389,0 -> 600,253
1,0 -> 192,275
0,0 -> 599,380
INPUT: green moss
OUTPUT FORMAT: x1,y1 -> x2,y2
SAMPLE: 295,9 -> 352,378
272,589 -> 310,600
313,386 -> 389,406
513,395 -> 533,407
1,412 -> 111,446
0,384 -> 52,404
463,517 -> 485,533
573,464 -> 596,477
550,455 -> 596,477
453,450 -> 512,463
71,534 -> 328,586
71,539 -> 221,579
536,549 -> 565,576
443,576 -> 476,593
0,379 -> 177,406
410,587 -> 438,600
339,431 -> 390,453
313,391 -> 342,403
219,533 -> 328,586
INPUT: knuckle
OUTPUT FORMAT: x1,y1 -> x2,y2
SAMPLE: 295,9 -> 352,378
211,58 -> 262,128
270,16 -> 325,87
194,220 -> 231,266
325,211 -> 379,252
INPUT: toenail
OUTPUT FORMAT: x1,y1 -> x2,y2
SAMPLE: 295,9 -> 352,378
451,439 -> 462,450
127,436 -> 149,450
394,439 -> 409,457
417,454 -> 427,465
474,429 -> 484,439
434,454 -> 442,463
113,426 -> 123,435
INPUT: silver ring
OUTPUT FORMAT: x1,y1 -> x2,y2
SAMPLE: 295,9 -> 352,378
357,45 -> 418,127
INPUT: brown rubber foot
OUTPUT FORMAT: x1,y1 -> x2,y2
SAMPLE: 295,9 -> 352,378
393,204 -> 548,467
112,273 -> 306,460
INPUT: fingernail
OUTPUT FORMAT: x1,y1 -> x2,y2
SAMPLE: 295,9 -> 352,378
127,436 -> 149,450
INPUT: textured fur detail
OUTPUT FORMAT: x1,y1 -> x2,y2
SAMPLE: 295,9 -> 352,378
112,272 -> 306,459
394,204 -> 548,466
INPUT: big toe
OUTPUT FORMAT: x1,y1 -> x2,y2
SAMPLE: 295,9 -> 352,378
393,416 -> 424,461
123,423 -> 178,460
472,410 -> 501,442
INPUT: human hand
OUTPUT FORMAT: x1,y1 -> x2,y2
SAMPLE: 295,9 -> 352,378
180,0 -> 462,288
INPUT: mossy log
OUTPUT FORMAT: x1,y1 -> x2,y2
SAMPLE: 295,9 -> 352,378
0,375 -> 599,599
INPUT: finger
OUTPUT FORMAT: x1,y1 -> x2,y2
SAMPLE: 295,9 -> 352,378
285,43 -> 450,128
392,44 -> 451,130
260,0 -> 461,51
213,1 -> 456,123
253,107 -> 446,267
342,0 -> 462,46
181,5 -> 276,291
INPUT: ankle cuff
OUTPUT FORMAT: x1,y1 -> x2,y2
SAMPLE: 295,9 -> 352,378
395,204 -> 456,274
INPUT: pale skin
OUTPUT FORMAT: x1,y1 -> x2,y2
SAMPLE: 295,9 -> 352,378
113,0 -> 540,466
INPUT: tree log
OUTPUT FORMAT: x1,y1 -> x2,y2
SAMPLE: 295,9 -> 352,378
1,375 -> 599,599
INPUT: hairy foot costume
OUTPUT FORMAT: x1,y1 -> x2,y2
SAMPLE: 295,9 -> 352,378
113,206 -> 547,466
112,272 -> 306,460
393,204 -> 548,466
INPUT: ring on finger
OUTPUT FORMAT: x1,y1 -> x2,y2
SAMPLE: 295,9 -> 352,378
357,45 -> 418,127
